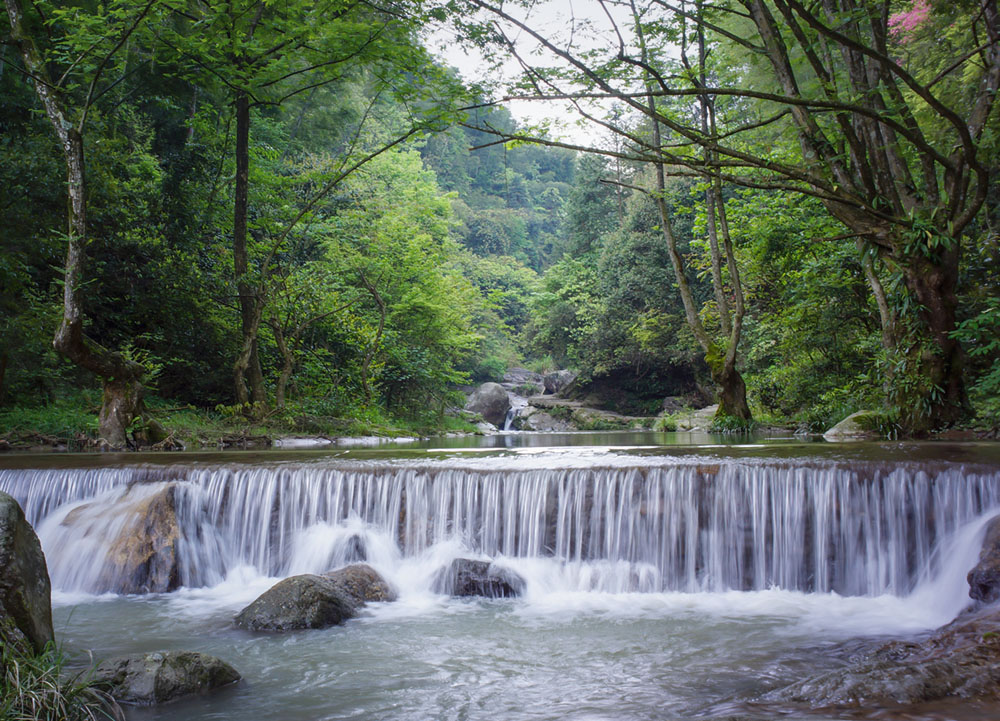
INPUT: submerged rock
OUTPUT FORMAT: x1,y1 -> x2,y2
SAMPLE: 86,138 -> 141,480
342,534 -> 368,565
433,558 -> 525,599
765,608 -> 1000,707
95,650 -> 240,705
99,484 -> 181,594
0,491 -> 54,653
235,563 -> 394,631
464,383 -> 511,427
968,515 -> 1000,603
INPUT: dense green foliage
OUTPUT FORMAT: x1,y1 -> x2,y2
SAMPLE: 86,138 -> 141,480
1,0 -> 997,443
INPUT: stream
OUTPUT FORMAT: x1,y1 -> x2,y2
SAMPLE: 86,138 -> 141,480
3,433 -> 1000,720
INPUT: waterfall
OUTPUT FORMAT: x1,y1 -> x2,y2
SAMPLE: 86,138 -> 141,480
2,458 -> 999,597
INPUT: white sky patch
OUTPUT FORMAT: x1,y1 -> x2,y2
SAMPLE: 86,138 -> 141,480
424,0 -> 643,147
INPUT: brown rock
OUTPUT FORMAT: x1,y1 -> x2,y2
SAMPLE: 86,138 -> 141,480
324,563 -> 397,605
98,484 -> 181,594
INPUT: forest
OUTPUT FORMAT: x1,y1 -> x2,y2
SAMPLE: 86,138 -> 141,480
0,0 -> 997,448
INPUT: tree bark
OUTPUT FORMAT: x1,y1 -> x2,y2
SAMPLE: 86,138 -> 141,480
0,351 -> 8,403
898,250 -> 968,430
712,360 -> 751,421
233,89 -> 267,408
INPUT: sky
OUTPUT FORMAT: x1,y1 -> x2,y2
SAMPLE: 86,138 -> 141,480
425,0 -> 638,146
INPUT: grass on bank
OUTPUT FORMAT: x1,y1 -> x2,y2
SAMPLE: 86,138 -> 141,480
0,391 -> 480,450
0,640 -> 121,721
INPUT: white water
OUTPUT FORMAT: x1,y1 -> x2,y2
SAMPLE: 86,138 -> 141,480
3,454 -> 999,604
5,450 -> 1000,721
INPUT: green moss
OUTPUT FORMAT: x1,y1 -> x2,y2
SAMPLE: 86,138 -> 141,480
851,411 -> 902,439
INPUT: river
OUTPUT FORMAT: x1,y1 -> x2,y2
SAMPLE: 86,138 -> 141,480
2,433 -> 999,720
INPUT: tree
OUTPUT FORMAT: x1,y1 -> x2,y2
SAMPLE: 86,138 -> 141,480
467,0 -> 1000,430
159,0 -> 460,410
4,0 -> 164,447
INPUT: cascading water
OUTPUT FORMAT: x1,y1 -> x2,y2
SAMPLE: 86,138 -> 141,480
3,456 -> 999,599
502,407 -> 516,430
6,447 -> 1000,721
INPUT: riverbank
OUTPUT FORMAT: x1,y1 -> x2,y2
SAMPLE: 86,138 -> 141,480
0,398 -> 480,453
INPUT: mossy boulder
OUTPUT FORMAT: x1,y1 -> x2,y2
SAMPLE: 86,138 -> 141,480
822,410 -> 883,441
0,491 -> 54,653
94,650 -> 240,705
464,383 -> 511,427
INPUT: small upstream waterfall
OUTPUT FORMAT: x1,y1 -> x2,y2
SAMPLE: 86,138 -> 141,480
2,459 -> 999,597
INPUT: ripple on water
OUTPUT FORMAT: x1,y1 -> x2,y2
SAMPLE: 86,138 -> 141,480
51,585 -> 984,721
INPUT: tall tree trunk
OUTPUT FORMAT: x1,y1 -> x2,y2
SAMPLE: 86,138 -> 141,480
233,90 -> 266,408
271,320 -> 293,410
711,361 -> 751,421
897,250 -> 967,431
6,0 -> 146,448
638,0 -> 750,422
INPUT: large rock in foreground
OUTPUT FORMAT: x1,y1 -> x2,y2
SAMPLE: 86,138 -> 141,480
968,515 -> 1000,603
95,650 -> 240,705
0,491 -> 54,653
464,383 -> 511,427
433,558 -> 526,599
765,608 -> 1000,707
235,563 -> 394,631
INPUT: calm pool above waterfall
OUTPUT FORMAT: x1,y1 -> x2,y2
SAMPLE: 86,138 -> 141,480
3,436 -> 1000,721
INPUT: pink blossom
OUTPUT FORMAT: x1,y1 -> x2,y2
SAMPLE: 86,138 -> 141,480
889,0 -> 931,36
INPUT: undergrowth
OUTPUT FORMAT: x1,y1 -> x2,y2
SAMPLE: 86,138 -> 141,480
0,641 -> 121,721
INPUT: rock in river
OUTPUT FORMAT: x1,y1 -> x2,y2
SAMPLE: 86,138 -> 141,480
464,382 -> 511,427
95,650 -> 240,705
968,514 -> 1000,603
98,484 -> 181,595
433,558 -> 526,598
0,491 -> 54,653
235,563 -> 395,631
765,607 -> 1000,707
